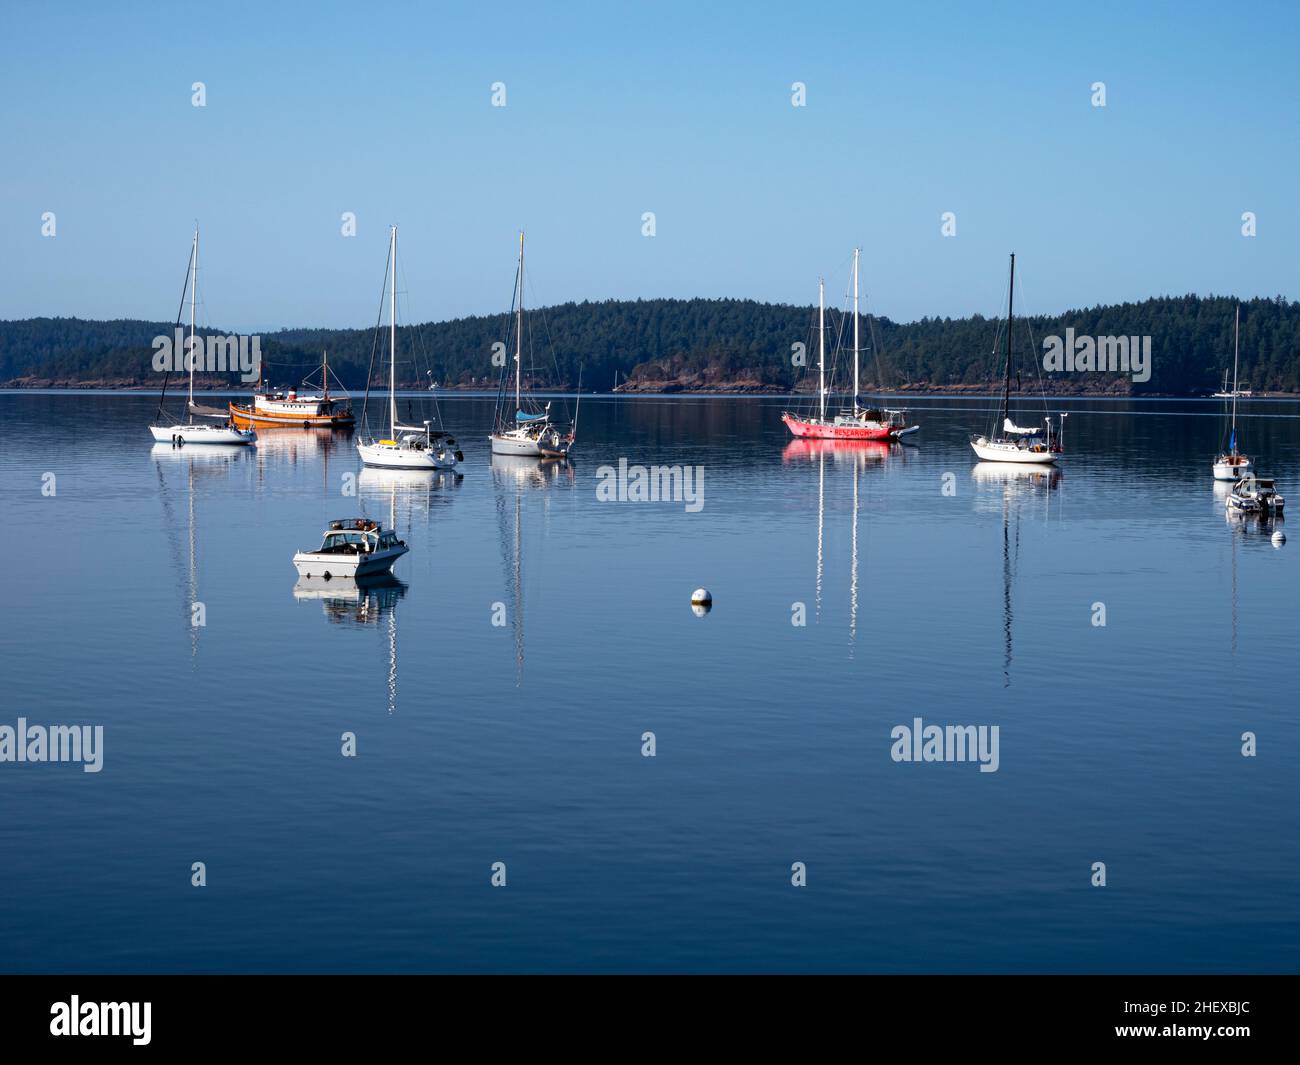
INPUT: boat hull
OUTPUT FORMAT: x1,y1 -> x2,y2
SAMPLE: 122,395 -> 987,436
150,424 -> 257,445
781,412 -> 895,441
357,441 -> 458,470
230,403 -> 354,429
1213,457 -> 1252,481
292,544 -> 408,579
970,438 -> 1059,464
490,432 -> 572,458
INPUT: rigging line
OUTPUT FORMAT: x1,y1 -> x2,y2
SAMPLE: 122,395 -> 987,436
156,239 -> 197,423
1014,271 -> 1052,415
358,238 -> 392,439
398,250 -> 449,432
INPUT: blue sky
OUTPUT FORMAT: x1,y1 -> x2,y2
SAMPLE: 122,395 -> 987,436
2,0 -> 1296,330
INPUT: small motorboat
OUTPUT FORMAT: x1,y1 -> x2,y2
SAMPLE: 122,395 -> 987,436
1228,477 -> 1284,516
292,517 -> 408,579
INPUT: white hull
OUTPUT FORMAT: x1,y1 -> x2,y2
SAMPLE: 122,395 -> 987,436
292,544 -> 407,579
489,432 -> 571,458
970,438 -> 1059,464
357,441 -> 458,470
150,424 -> 256,445
1213,458 -> 1252,481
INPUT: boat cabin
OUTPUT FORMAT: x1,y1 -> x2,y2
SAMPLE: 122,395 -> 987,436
316,518 -> 403,555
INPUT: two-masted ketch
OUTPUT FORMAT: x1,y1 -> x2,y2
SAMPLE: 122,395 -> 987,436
781,250 -> 915,442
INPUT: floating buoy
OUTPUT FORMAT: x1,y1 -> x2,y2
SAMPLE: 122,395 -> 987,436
1272,531 -> 1286,547
691,588 -> 712,616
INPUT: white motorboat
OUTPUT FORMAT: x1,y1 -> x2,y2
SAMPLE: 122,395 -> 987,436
1212,306 -> 1253,481
292,517 -> 408,579
356,226 -> 462,471
150,227 -> 256,447
489,232 -> 577,458
1228,476 -> 1284,516
969,254 -> 1063,465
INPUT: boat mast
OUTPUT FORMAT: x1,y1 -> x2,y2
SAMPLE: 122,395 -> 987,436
189,226 -> 198,411
1231,304 -> 1240,456
389,225 -> 397,440
515,231 -> 524,414
1000,253 -> 1015,434
852,247 -> 860,413
818,277 -> 826,423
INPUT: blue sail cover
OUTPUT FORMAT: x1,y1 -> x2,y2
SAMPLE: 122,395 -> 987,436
1230,429 -> 1237,450
516,410 -> 548,423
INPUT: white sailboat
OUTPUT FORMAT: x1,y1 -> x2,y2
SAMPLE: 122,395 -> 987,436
1212,306 -> 1253,481
357,226 -> 462,471
489,232 -> 577,458
150,227 -> 257,446
970,254 -> 1063,464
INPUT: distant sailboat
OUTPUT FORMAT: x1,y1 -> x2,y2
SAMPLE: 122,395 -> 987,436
489,232 -> 577,458
1212,306 -> 1253,481
969,254 -> 1063,464
356,226 -> 462,471
150,227 -> 256,446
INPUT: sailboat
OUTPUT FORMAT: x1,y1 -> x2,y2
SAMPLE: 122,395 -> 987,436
149,227 -> 257,446
357,226 -> 462,471
782,251 -> 914,441
489,232 -> 577,458
1213,306 -> 1253,481
969,254 -> 1063,464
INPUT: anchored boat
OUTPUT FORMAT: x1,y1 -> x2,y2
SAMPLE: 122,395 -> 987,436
292,517 -> 408,579
356,226 -> 462,471
1228,476 -> 1284,516
969,254 -> 1063,465
1212,306 -> 1253,481
230,351 -> 354,429
149,227 -> 257,446
489,232 -> 578,459
782,249 -> 917,442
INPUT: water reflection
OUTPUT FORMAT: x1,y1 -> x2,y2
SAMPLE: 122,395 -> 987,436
151,443 -> 252,662
490,454 -> 573,684
970,462 -> 1063,687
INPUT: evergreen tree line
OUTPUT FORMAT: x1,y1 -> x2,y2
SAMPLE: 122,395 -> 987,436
3,293 -> 1299,393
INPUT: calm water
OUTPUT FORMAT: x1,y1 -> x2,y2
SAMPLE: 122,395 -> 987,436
1,392 -> 1297,973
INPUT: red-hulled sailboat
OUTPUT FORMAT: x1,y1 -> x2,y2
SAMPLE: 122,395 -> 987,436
781,249 -> 915,442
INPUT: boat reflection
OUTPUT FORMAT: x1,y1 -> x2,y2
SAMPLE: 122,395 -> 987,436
152,444 -> 252,661
970,463 -> 1062,687
782,437 -> 893,467
489,453 -> 571,684
292,574 -> 407,625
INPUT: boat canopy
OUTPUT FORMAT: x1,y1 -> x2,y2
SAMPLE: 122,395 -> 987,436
516,410 -> 549,423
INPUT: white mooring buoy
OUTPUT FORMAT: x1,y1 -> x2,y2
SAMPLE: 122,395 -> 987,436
1272,530 -> 1286,547
691,588 -> 712,616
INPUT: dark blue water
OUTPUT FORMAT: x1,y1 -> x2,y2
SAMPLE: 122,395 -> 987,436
1,392 -> 1297,973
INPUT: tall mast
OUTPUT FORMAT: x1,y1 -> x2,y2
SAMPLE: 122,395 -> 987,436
1231,304 -> 1240,453
818,277 -> 826,423
189,226 -> 198,409
515,231 -> 524,412
852,247 -> 860,412
1000,253 -> 1015,433
389,225 -> 397,439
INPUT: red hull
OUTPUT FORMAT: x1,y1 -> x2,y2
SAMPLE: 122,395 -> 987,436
781,412 -> 895,441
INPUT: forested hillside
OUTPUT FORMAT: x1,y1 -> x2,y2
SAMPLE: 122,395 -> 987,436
4,294 -> 1299,394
